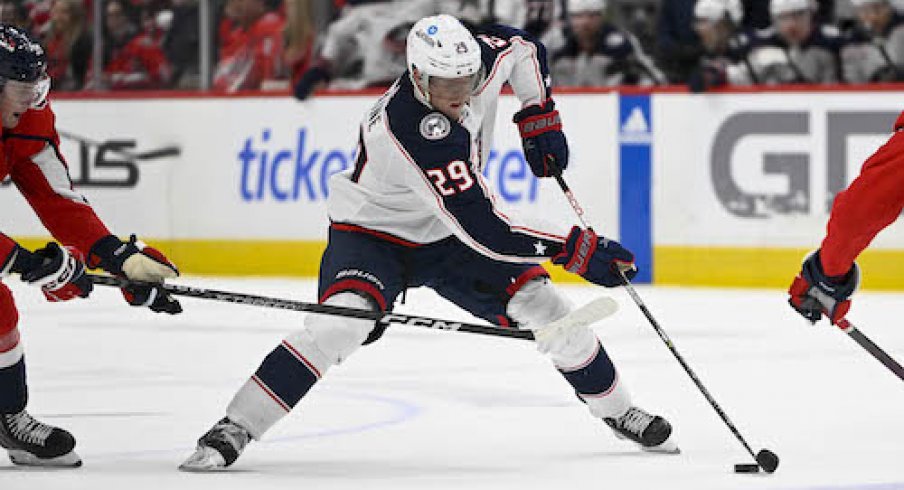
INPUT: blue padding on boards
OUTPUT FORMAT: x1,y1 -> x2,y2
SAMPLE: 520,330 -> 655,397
618,94 -> 652,283
255,344 -> 318,408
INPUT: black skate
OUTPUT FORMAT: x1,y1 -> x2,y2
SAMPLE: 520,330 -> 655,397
604,406 -> 679,454
0,410 -> 81,467
179,417 -> 251,472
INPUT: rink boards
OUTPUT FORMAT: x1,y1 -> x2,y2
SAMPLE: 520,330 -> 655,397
1,88 -> 901,288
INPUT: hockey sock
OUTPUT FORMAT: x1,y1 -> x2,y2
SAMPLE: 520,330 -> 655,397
559,341 -> 631,419
0,355 -> 27,413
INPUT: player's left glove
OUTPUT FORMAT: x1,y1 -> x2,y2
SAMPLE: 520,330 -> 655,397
15,242 -> 93,302
788,250 -> 860,325
89,235 -> 182,314
552,226 -> 637,287
513,99 -> 569,177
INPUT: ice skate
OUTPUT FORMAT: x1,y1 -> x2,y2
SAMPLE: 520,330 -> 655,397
0,410 -> 81,467
604,406 -> 679,454
179,417 -> 251,472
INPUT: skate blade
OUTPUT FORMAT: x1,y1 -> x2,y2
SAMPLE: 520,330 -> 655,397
179,446 -> 228,472
7,449 -> 82,468
642,438 -> 681,454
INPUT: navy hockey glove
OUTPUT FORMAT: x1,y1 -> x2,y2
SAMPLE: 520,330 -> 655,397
788,250 -> 859,325
513,99 -> 569,177
89,235 -> 182,314
14,242 -> 92,302
552,227 -> 637,287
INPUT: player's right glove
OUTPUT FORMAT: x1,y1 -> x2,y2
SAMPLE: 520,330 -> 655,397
788,250 -> 860,325
552,226 -> 637,287
89,235 -> 182,314
513,99 -> 569,177
12,242 -> 93,302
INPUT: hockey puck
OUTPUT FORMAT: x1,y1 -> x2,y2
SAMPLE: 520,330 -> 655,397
734,463 -> 760,473
756,449 -> 780,474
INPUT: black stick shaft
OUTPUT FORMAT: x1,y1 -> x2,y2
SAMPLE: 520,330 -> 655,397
837,319 -> 904,382
552,170 -> 764,465
89,274 -> 534,341
619,274 -> 758,460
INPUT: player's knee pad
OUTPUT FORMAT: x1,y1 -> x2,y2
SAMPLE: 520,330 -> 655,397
508,278 -> 598,367
506,277 -> 573,329
288,292 -> 376,369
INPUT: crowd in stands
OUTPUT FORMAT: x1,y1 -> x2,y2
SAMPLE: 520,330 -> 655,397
5,0 -> 904,93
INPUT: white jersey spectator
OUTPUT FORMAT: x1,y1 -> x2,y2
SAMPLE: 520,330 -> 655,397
550,0 -> 665,87
842,0 -> 904,82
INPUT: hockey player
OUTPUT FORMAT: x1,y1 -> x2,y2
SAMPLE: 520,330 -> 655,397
181,14 -> 678,471
841,0 -> 904,83
788,112 -> 904,325
743,0 -> 846,84
0,25 -> 181,467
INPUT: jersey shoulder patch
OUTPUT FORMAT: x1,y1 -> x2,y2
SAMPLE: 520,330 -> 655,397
419,112 -> 451,141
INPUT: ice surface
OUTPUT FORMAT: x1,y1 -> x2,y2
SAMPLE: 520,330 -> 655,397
1,277 -> 903,490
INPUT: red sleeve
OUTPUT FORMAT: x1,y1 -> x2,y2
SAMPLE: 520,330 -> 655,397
820,127 -> 904,276
7,104 -> 112,254
0,233 -> 18,275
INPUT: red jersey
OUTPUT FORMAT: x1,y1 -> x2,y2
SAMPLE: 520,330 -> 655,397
96,33 -> 172,90
213,12 -> 285,92
819,111 -> 904,276
0,103 -> 111,266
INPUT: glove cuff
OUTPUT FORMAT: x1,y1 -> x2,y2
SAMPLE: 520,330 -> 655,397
88,235 -> 135,275
9,246 -> 40,275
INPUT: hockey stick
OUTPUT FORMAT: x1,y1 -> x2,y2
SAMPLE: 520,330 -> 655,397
88,274 -> 618,342
836,318 -> 904,382
59,131 -> 181,160
552,168 -> 779,473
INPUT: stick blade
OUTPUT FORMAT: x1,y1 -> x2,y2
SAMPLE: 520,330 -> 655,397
544,296 -> 618,332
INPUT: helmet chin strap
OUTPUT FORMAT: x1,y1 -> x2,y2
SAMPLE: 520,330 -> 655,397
410,68 -> 433,108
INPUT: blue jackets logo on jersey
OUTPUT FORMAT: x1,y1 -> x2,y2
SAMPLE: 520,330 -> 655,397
419,113 -> 450,141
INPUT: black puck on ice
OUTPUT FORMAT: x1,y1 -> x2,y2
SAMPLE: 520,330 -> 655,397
734,463 -> 760,473
755,449 -> 780,474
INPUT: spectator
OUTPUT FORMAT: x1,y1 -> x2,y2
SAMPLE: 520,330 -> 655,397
284,0 -> 315,87
44,0 -> 91,91
655,0 -> 703,82
213,0 -> 286,92
0,0 -> 31,33
742,0 -> 845,84
842,0 -> 904,82
163,0 -> 200,88
89,0 -> 172,90
293,0 -> 436,99
550,0 -> 665,87
687,0 -> 754,91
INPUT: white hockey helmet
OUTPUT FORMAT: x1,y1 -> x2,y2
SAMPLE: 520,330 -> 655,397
695,0 -> 743,24
770,0 -> 816,16
568,0 -> 606,14
407,15 -> 483,104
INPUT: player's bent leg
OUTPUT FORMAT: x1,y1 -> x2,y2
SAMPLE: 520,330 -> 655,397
181,291 -> 378,471
508,278 -> 677,453
0,284 -> 81,467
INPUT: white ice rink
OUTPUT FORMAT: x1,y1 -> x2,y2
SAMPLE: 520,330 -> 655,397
1,277 -> 903,490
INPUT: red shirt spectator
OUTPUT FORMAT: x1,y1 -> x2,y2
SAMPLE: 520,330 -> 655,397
89,0 -> 171,90
213,0 -> 285,92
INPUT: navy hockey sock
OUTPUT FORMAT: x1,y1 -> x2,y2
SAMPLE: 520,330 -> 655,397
559,341 -> 617,397
0,356 -> 27,413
